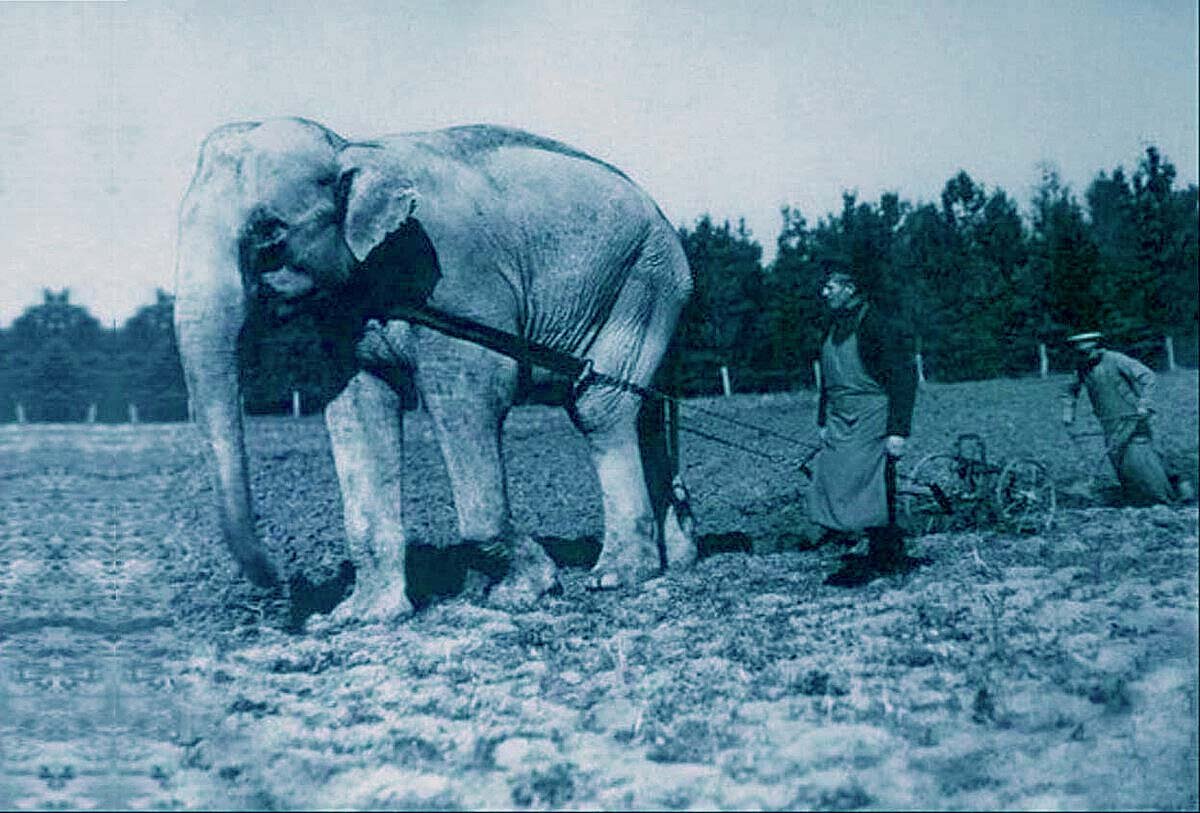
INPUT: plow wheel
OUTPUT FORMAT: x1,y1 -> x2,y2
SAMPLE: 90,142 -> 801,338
994,458 -> 1056,533
901,453 -> 968,535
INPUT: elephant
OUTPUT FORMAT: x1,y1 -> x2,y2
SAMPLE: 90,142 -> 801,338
174,116 -> 697,623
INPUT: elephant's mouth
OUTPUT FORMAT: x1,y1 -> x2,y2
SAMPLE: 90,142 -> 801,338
252,267 -> 328,324
260,267 -> 317,299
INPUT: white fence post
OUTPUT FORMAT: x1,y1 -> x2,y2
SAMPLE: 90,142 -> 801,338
719,366 -> 732,397
1038,343 -> 1049,378
1165,336 -> 1176,372
86,404 -> 97,423
15,403 -> 25,424
128,404 -> 139,424
292,390 -> 302,418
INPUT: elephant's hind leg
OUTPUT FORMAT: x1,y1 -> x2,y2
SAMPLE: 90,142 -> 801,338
573,396 -> 661,590
417,347 -> 559,610
572,242 -> 696,588
571,354 -> 677,588
323,371 -> 413,625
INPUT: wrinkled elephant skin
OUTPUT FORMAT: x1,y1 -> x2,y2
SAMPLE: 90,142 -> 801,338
174,117 -> 696,622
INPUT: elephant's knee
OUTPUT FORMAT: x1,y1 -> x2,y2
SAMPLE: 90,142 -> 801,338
569,387 -> 637,438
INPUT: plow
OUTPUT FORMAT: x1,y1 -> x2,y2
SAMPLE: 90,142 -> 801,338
899,433 -> 1057,535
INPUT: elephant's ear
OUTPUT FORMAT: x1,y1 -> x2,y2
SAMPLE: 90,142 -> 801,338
339,166 -> 420,262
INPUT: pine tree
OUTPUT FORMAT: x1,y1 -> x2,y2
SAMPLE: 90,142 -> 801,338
676,216 -> 766,394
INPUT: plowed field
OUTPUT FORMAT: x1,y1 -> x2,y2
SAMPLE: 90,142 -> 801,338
2,372 -> 1196,810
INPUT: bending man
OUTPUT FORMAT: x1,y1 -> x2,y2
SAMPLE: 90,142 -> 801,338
1061,331 -> 1177,505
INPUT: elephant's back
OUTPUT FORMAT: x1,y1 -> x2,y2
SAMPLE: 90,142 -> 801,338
374,126 -> 665,220
397,125 -> 633,183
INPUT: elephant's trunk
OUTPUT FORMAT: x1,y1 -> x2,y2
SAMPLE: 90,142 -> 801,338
174,171 -> 280,588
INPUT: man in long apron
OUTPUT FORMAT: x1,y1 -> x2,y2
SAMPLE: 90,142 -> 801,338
1061,331 -> 1179,505
808,271 -> 918,586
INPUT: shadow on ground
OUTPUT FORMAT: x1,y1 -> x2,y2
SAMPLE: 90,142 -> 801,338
286,531 -> 756,629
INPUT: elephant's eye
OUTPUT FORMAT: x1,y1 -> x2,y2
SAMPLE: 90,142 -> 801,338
246,214 -> 289,249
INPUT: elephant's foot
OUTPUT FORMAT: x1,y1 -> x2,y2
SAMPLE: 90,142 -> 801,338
585,536 -> 661,592
317,573 -> 414,630
663,506 -> 697,571
486,536 -> 561,612
357,582 -> 415,625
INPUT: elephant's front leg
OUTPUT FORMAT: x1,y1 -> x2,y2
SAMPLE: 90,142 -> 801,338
417,349 -> 559,610
324,370 -> 413,624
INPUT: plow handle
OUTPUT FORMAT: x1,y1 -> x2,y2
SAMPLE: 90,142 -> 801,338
928,483 -> 955,515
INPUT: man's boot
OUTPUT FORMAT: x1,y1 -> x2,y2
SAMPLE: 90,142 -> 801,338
819,528 -> 859,548
866,525 -> 906,573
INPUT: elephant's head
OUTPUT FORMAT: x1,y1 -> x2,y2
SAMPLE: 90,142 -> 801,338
234,122 -> 421,308
174,117 -> 423,587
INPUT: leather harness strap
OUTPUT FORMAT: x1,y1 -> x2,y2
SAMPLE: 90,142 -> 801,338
386,302 -> 589,381
385,302 -> 661,400
382,301 -> 820,465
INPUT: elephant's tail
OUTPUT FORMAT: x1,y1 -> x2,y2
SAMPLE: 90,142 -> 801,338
638,338 -> 697,567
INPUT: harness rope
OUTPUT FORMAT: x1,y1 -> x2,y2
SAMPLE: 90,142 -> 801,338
381,302 -> 823,464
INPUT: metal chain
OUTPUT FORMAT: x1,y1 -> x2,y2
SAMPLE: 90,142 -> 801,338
675,424 -> 788,463
585,369 -> 822,453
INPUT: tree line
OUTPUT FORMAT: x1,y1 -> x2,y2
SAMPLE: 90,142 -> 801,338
0,146 -> 1194,422
674,146 -> 1197,394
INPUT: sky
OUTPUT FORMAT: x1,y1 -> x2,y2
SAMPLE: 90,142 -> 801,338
1,0 -> 1197,327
